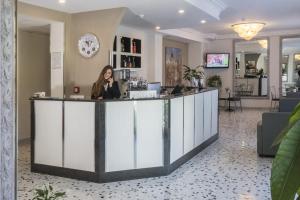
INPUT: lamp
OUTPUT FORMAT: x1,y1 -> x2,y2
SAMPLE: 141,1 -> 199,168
295,54 -> 300,61
258,40 -> 268,49
232,22 -> 265,40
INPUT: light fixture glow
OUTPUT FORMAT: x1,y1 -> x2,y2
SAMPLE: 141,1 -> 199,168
59,0 -> 66,4
201,20 -> 206,24
178,9 -> 185,14
258,40 -> 268,49
232,22 -> 265,40
295,54 -> 300,61
156,26 -> 161,30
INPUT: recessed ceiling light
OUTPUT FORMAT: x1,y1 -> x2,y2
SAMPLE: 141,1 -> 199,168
156,26 -> 161,30
59,0 -> 66,4
201,20 -> 207,24
178,9 -> 185,14
139,14 -> 145,18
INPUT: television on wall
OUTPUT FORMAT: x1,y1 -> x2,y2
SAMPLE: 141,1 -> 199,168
206,53 -> 230,68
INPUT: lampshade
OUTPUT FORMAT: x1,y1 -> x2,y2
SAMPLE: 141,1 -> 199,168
258,40 -> 268,49
232,22 -> 265,40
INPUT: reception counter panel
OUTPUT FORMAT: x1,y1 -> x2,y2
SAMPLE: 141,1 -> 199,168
31,89 -> 219,182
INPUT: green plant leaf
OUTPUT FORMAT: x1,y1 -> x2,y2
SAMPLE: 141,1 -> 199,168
273,102 -> 300,146
271,121 -> 300,200
54,192 -> 66,198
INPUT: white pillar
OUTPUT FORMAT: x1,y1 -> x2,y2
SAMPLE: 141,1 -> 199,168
50,22 -> 64,98
269,36 -> 281,97
154,33 -> 163,83
287,53 -> 294,83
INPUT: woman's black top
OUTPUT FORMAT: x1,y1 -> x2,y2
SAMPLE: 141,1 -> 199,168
91,81 -> 121,99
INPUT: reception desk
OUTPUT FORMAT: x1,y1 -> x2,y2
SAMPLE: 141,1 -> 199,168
31,88 -> 219,182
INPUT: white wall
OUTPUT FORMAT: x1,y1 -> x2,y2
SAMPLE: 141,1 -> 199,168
203,39 -> 234,98
17,30 -> 51,140
188,42 -> 203,67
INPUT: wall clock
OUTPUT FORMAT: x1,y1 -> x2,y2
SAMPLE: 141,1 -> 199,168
78,33 -> 100,58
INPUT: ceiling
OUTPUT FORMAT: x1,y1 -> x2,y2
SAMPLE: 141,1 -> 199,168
19,0 -> 300,36
282,38 -> 300,54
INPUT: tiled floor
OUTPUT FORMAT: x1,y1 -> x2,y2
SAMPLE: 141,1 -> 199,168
18,109 -> 272,200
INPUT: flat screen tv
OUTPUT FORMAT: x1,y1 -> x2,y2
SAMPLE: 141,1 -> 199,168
206,53 -> 230,68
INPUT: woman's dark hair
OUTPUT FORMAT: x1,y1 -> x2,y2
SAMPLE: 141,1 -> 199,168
91,65 -> 114,98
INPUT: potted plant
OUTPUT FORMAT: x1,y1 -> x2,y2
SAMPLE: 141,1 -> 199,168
271,103 -> 300,200
207,75 -> 222,88
32,184 -> 66,200
183,65 -> 205,88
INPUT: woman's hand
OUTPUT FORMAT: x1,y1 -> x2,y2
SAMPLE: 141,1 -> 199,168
108,78 -> 114,87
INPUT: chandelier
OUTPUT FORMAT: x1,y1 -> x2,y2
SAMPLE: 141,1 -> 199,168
258,40 -> 268,49
232,22 -> 265,40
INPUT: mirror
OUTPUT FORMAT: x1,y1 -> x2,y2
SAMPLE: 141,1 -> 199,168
281,37 -> 300,96
234,39 -> 269,97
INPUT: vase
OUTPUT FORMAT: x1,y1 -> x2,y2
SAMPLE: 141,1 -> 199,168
199,78 -> 205,89
191,77 -> 199,88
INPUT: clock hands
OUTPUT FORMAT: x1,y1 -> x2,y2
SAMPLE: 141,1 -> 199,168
85,40 -> 92,47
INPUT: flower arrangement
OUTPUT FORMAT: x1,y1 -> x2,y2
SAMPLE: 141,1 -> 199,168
183,65 -> 205,81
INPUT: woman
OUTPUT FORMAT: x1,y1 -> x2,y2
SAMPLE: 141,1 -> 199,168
91,65 -> 121,99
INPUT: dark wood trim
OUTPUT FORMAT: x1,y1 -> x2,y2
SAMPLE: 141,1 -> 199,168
31,164 -> 98,182
30,100 -> 35,169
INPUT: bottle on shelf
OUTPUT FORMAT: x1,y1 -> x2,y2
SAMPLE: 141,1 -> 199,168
121,37 -> 125,52
132,57 -> 135,68
132,41 -> 136,54
128,57 -> 132,68
123,57 -> 127,68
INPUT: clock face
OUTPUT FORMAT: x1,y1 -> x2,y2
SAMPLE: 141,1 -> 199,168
78,33 -> 100,58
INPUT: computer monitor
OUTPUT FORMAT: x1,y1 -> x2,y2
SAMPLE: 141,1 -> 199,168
147,82 -> 161,97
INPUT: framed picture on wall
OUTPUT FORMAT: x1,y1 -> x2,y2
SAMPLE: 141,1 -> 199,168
165,47 -> 182,86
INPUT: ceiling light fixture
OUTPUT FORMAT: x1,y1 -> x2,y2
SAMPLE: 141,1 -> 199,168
178,9 -> 185,14
258,40 -> 268,49
156,26 -> 161,30
201,20 -> 206,24
232,22 -> 265,40
59,0 -> 66,4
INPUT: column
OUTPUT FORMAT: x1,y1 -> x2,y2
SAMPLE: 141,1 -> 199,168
0,0 -> 16,199
50,22 -> 64,98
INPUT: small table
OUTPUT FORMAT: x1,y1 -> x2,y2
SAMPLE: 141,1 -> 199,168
219,93 -> 235,112
219,92 -> 235,112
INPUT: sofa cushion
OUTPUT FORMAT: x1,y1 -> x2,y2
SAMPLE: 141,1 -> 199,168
279,98 -> 300,112
259,112 -> 290,156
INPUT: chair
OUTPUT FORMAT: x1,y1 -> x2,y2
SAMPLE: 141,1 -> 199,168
270,86 -> 280,111
225,88 -> 243,112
